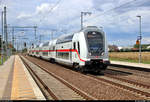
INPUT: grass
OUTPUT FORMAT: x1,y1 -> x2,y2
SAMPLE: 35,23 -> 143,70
0,56 -> 8,65
109,52 -> 150,64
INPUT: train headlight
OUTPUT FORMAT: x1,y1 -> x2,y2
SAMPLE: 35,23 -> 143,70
88,52 -> 91,56
101,52 -> 104,56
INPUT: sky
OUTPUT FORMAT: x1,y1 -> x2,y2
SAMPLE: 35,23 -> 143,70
0,0 -> 150,47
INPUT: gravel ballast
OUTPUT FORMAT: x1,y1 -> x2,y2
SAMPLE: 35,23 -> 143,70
25,56 -> 146,100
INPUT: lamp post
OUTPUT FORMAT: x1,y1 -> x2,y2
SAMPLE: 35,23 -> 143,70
136,15 -> 142,63
81,12 -> 92,30
1,11 -> 4,64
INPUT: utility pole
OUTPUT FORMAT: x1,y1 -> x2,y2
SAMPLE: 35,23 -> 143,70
34,26 -> 37,45
1,11 -> 4,64
81,12 -> 83,30
7,26 -> 38,52
4,6 -> 8,58
39,35 -> 42,43
12,27 -> 14,54
51,29 -> 57,40
81,12 -> 92,30
136,15 -> 142,63
51,31 -> 53,40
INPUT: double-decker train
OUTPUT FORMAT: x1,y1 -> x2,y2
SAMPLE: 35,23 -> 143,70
28,26 -> 110,72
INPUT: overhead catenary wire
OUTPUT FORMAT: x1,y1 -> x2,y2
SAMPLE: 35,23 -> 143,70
56,0 -> 139,31
38,0 -> 62,25
37,0 -> 62,42
84,0 -> 148,24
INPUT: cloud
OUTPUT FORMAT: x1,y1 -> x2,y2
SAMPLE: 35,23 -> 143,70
2,0 -> 150,46
17,12 -> 32,19
142,37 -> 150,44
35,3 -> 57,14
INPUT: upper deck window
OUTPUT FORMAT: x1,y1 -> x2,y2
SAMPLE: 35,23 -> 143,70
56,34 -> 74,44
43,42 -> 49,46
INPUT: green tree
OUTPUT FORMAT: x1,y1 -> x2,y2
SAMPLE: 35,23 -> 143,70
134,44 -> 139,49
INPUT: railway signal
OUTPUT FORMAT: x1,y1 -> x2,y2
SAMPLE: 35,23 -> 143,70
136,40 -> 139,45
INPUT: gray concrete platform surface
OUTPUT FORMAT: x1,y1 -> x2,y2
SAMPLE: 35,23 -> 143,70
0,55 -> 45,100
111,60 -> 150,69
0,56 -> 15,99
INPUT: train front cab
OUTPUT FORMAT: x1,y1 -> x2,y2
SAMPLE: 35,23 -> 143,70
73,27 -> 110,72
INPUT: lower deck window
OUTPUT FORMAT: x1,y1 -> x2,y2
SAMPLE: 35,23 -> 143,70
57,52 -> 69,60
43,52 -> 48,56
36,52 -> 39,54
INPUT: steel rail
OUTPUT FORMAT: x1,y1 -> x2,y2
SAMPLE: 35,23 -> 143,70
105,69 -> 150,89
23,55 -> 97,100
88,74 -> 150,98
20,56 -> 58,100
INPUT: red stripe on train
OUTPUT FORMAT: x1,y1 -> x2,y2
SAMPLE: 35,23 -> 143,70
31,49 -> 85,62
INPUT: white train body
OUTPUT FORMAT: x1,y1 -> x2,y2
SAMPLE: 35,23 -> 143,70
28,26 -> 110,72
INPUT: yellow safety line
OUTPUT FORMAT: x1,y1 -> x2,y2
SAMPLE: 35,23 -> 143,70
11,56 -> 19,100
11,56 -> 36,100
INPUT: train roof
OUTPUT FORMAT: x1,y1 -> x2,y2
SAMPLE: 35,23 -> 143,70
81,26 -> 104,32
39,43 -> 43,47
56,33 -> 74,44
42,39 -> 57,46
38,26 -> 104,46
43,41 -> 49,46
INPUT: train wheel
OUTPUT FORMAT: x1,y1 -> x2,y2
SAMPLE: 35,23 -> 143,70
95,70 -> 101,75
102,65 -> 107,70
80,67 -> 86,74
73,63 -> 79,71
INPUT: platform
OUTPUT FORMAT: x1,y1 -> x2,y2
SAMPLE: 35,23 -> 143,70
0,55 -> 45,100
110,60 -> 150,70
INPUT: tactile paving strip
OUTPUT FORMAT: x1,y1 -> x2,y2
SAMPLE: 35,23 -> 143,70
11,56 -> 36,100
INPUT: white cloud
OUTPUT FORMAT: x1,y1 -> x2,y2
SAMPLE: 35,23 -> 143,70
17,12 -> 32,19
35,3 -> 57,14
142,37 -> 150,44
2,0 -> 150,46
100,3 -> 115,11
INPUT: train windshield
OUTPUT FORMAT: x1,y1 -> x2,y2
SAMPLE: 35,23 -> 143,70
87,31 -> 104,56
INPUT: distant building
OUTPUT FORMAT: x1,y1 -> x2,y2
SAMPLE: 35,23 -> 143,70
131,48 -> 138,51
108,45 -> 119,52
147,46 -> 150,49
118,47 -> 123,50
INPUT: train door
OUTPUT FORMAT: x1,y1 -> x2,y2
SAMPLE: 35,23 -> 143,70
72,42 -> 77,62
72,41 -> 80,63
70,47 -> 72,62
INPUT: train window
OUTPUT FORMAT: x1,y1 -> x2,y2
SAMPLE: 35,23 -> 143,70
43,42 -> 49,46
56,34 -> 74,44
78,42 -> 80,54
53,46 -> 55,50
43,52 -> 48,56
36,51 -> 39,54
57,52 -> 69,59
73,42 -> 76,50
87,31 -> 104,56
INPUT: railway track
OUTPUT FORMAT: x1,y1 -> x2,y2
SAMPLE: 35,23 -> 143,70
23,55 -> 150,100
86,73 -> 150,99
20,56 -> 57,100
108,67 -> 150,79
105,69 -> 150,88
20,55 -> 97,100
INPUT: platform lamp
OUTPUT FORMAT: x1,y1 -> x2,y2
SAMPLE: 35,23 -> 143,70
136,15 -> 142,63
